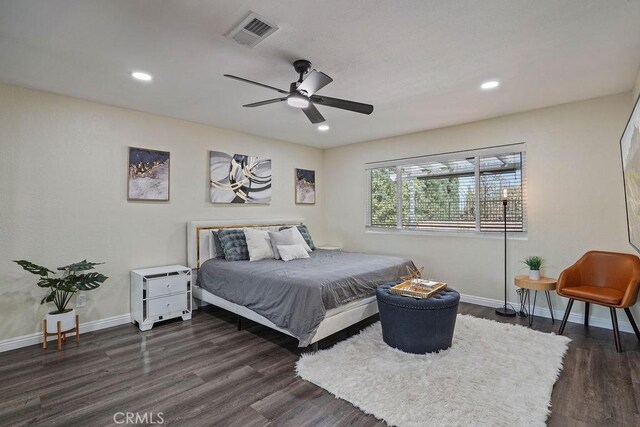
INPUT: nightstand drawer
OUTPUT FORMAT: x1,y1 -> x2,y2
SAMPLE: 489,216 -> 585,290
146,275 -> 186,299
147,293 -> 188,318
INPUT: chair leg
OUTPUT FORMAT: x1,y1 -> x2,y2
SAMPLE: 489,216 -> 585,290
558,299 -> 574,335
584,302 -> 590,326
624,308 -> 640,341
610,308 -> 622,353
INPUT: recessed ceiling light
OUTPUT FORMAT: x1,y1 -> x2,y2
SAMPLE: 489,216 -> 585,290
480,80 -> 500,90
317,124 -> 330,132
131,71 -> 153,82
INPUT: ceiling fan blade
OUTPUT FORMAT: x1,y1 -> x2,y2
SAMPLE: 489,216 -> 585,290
224,74 -> 289,94
297,70 -> 333,96
243,98 -> 287,107
302,103 -> 326,124
310,95 -> 374,115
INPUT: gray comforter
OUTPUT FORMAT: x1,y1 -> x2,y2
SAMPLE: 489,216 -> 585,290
196,249 -> 414,346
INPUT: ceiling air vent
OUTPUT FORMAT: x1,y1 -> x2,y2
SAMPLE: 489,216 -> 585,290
227,12 -> 278,48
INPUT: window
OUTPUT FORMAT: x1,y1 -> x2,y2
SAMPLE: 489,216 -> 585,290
370,167 -> 398,227
366,144 -> 526,233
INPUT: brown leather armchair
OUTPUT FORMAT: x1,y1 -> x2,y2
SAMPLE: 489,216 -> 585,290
557,250 -> 640,352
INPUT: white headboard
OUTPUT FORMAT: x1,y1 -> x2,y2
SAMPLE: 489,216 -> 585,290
187,218 -> 304,268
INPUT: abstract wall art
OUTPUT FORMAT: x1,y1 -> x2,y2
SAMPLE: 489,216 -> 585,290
127,147 -> 170,201
295,168 -> 316,204
620,94 -> 640,253
209,151 -> 272,204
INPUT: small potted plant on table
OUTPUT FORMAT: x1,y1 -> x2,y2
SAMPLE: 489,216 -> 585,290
14,259 -> 108,350
523,256 -> 543,280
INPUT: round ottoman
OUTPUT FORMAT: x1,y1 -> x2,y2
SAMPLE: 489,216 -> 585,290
376,284 -> 460,354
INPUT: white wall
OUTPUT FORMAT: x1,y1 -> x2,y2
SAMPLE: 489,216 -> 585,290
1,81 -> 638,344
0,83 -> 326,341
324,92 -> 636,325
633,67 -> 640,101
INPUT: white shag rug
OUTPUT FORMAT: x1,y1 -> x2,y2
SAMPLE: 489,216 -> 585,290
296,314 -> 571,427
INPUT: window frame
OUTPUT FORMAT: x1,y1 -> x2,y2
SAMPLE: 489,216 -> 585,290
365,143 -> 527,236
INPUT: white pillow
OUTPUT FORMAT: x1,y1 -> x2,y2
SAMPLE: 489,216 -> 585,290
268,228 -> 297,260
277,244 -> 310,262
290,226 -> 312,252
243,228 -> 274,261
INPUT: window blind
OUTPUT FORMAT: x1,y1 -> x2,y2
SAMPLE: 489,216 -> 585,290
401,157 -> 477,230
479,152 -> 524,232
366,144 -> 526,233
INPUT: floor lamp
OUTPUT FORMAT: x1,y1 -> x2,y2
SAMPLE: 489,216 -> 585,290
496,188 -> 516,317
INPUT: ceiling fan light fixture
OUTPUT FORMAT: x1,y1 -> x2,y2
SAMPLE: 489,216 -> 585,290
287,94 -> 310,108
224,59 -> 374,125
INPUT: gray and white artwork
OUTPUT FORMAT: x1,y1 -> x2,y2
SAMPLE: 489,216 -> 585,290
128,147 -> 170,201
210,151 -> 272,203
620,95 -> 640,253
296,168 -> 316,204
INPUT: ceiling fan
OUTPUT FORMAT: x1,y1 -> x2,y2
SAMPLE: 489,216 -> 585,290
224,59 -> 374,124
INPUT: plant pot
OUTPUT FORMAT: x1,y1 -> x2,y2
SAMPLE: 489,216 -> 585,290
45,309 -> 76,333
528,269 -> 540,280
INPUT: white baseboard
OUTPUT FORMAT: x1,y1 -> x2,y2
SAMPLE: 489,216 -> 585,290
460,294 -> 634,334
1,293 -> 635,353
0,313 -> 132,353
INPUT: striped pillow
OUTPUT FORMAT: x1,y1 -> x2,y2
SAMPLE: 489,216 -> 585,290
217,229 -> 249,261
210,230 -> 225,259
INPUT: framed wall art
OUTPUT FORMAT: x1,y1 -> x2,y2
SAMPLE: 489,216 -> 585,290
620,93 -> 640,253
127,147 -> 170,201
209,151 -> 272,204
295,168 -> 315,204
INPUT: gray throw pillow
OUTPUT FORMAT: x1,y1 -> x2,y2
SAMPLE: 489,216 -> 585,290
268,228 -> 298,260
217,229 -> 249,261
279,225 -> 316,250
211,230 -> 225,259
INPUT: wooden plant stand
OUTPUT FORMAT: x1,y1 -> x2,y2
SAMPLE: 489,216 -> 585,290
42,315 -> 80,351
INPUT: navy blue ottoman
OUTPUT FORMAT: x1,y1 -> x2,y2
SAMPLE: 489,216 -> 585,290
376,283 -> 460,354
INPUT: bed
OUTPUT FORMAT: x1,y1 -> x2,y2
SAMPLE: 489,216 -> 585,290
187,219 -> 414,347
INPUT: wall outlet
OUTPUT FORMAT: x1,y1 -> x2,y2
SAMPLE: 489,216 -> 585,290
76,294 -> 86,308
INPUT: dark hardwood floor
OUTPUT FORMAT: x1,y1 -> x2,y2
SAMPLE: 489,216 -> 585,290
0,302 -> 639,426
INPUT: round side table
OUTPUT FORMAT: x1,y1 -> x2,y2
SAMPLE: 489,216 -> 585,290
514,275 -> 557,327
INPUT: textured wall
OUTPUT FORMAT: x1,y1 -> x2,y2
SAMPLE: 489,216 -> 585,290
0,83 -> 326,341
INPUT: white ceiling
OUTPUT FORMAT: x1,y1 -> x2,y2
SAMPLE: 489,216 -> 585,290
1,0 -> 640,148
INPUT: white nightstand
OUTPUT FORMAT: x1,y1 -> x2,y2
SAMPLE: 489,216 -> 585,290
130,265 -> 192,331
317,245 -> 342,250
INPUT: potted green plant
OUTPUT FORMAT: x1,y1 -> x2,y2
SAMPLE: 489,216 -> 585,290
523,256 -> 543,280
14,259 -> 108,334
